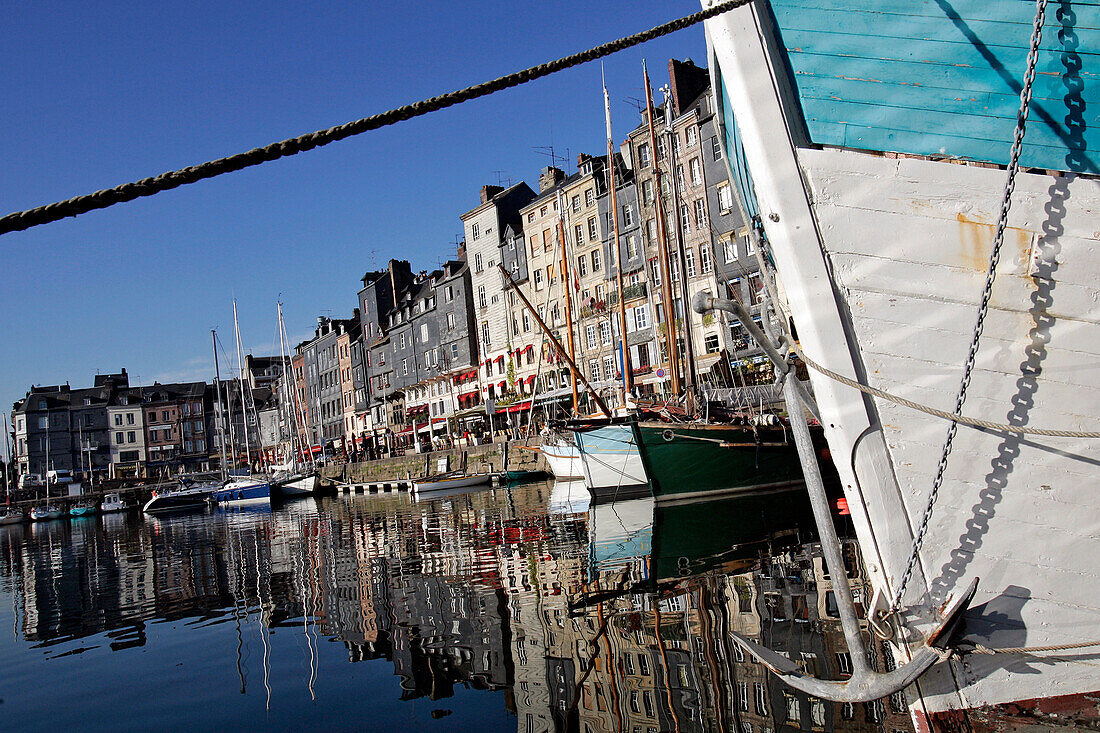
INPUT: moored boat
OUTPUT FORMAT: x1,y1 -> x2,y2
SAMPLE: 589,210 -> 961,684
412,472 -> 491,494
100,492 -> 128,512
630,420 -> 806,503
212,477 -> 271,505
0,507 -> 27,525
271,470 -> 318,497
539,437 -> 583,479
571,421 -> 649,502
701,0 -> 1100,724
68,500 -> 97,517
142,482 -> 216,514
29,504 -> 64,521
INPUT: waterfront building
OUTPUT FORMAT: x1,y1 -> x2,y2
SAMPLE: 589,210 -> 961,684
106,387 -> 147,479
460,182 -> 537,408
142,381 -> 207,475
12,385 -> 75,479
360,260 -> 415,455
293,313 -> 360,456
376,256 -> 480,451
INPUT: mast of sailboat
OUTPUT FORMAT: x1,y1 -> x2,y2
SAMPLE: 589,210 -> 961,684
498,265 -> 612,418
662,83 -> 698,405
2,415 -> 11,504
212,329 -> 229,482
555,191 -> 580,415
278,302 -> 311,469
604,74 -> 633,407
643,61 -> 682,397
232,300 -> 253,472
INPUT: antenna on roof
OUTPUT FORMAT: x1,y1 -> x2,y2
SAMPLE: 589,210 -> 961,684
533,145 -> 570,170
624,96 -> 645,113
492,170 -> 513,187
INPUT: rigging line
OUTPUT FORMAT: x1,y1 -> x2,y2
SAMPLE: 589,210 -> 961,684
787,340 -> 1099,439
0,0 -> 753,237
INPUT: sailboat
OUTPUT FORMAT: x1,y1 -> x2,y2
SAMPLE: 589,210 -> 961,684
144,330 -> 228,514
270,302 -> 318,497
30,420 -> 65,521
213,301 -> 271,506
0,416 -> 25,525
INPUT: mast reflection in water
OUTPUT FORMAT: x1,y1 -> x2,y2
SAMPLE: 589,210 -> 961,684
0,484 -> 915,732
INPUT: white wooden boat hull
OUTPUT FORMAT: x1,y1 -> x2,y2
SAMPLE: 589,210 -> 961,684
573,424 -> 649,501
705,2 -> 1100,721
540,441 -> 583,479
412,474 -> 491,493
272,473 -> 318,496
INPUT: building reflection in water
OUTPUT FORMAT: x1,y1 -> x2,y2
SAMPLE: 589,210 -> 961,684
0,483 -> 915,733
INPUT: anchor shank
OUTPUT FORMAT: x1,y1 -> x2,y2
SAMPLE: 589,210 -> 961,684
783,377 -> 873,676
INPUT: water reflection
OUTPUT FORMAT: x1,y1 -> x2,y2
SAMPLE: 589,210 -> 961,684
0,483 -> 914,732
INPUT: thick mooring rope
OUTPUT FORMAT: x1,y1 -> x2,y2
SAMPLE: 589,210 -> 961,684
0,0 -> 754,236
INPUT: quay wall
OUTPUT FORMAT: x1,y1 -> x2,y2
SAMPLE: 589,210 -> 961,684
322,437 -> 547,484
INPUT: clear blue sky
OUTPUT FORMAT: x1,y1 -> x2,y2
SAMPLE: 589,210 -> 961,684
0,1 -> 706,448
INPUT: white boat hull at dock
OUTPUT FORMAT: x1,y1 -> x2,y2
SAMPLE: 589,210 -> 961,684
412,474 -> 491,493
540,440 -> 583,479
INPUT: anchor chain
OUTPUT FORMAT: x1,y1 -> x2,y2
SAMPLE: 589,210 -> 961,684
890,0 -> 1048,612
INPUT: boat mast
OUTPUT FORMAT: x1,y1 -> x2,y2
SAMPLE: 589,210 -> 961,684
604,77 -> 633,406
663,83 -> 698,403
2,415 -> 11,503
278,302 -> 311,468
212,329 -> 229,481
643,62 -> 682,397
233,300 -> 253,471
555,191 -> 580,415
498,265 -> 612,418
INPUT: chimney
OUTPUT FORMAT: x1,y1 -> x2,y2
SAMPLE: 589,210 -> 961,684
538,166 -> 565,193
480,184 -> 503,204
577,153 -> 592,168
668,58 -> 710,116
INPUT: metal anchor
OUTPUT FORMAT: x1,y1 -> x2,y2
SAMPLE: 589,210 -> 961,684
692,292 -> 978,702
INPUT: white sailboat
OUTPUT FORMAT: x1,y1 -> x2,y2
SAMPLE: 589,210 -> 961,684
270,301 -> 319,497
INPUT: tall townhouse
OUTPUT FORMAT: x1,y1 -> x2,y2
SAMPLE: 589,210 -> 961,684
623,59 -> 759,396
142,382 -> 206,472
459,182 -> 537,405
360,260 -> 414,455
380,257 -> 480,450
518,161 -> 622,411
296,314 -> 361,455
107,388 -> 147,478
11,385 -> 74,478
598,148 -> 655,391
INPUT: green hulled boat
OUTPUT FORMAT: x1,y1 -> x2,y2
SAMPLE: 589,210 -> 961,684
630,420 -> 807,503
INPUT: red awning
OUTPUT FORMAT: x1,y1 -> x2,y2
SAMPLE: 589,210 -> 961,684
415,421 -> 429,430
525,375 -> 536,385
524,344 -> 534,354
498,380 -> 507,390
507,401 -> 532,413
458,389 -> 479,399
396,426 -> 413,435
495,354 -> 505,363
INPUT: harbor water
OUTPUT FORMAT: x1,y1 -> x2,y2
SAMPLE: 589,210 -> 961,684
0,482 -> 915,732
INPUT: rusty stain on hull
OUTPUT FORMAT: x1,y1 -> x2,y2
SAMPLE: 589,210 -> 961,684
914,689 -> 1100,732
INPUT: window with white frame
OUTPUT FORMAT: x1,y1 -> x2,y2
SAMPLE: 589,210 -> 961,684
646,218 -> 657,244
577,255 -> 588,277
574,224 -> 583,247
534,269 -> 544,290
622,204 -> 634,227
680,205 -> 691,233
586,324 -> 597,349
585,188 -> 594,207
700,243 -> 713,274
591,250 -> 601,272
472,223 -> 480,241
633,305 -> 648,330
694,198 -> 708,229
589,359 -> 600,381
704,333 -> 720,353
685,248 -> 696,277
474,252 -> 483,272
689,157 -> 702,186
686,125 -> 698,147
723,238 -> 737,263
599,321 -> 611,346
481,322 -> 491,348
587,216 -> 598,240
420,323 -> 429,342
602,355 -> 615,381
711,135 -> 722,160
571,195 -> 580,212
478,285 -> 487,308
638,142 -> 651,167
717,182 -> 733,212
626,235 -> 638,259
676,164 -> 686,193
642,179 -> 654,204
